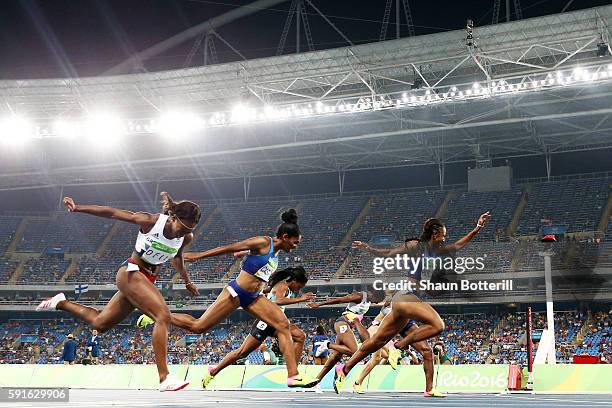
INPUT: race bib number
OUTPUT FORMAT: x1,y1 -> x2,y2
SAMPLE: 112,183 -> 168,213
256,321 -> 268,330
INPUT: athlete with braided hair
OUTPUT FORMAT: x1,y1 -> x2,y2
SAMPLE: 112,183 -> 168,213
334,212 -> 491,396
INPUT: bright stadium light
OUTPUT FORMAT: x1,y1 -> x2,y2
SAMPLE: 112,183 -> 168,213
231,104 -> 256,123
52,119 -> 80,138
83,112 -> 125,148
0,115 -> 33,146
157,111 -> 203,138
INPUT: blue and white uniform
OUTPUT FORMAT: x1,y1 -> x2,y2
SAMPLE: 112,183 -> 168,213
312,334 -> 330,358
227,237 -> 279,308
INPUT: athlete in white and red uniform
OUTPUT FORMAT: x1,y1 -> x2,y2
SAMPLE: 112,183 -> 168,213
36,192 -> 201,392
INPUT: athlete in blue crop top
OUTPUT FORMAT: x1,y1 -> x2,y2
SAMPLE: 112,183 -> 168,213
157,209 -> 318,388
201,266 -> 315,389
334,211 -> 491,397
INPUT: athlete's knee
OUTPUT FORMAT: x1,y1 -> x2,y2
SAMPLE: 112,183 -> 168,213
152,309 -> 171,327
371,354 -> 383,364
273,317 -> 291,334
292,328 -> 306,343
92,320 -> 112,333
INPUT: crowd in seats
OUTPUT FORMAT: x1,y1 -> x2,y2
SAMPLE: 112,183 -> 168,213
352,191 -> 445,243
2,308 -> 610,366
65,254 -> 117,284
2,177 -> 611,285
574,311 -> 612,361
0,259 -> 20,283
17,213 -> 112,254
0,319 -> 80,364
288,197 -> 364,275
0,216 -> 21,256
18,256 -> 70,283
443,188 -> 522,242
436,314 -> 499,364
516,178 -> 609,236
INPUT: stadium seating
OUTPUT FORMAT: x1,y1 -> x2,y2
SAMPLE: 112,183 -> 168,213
516,178 -> 609,236
0,216 -> 21,256
443,187 -> 522,242
0,258 -> 20,283
18,256 -> 70,284
1,308 -> 608,366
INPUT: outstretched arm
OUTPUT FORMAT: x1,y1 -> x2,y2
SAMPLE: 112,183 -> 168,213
182,236 -> 269,263
437,211 -> 491,254
63,197 -> 156,231
306,291 -> 362,308
352,240 -> 418,257
171,233 -> 199,297
270,282 -> 316,306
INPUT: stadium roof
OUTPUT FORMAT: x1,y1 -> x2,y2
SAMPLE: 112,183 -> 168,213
0,5 -> 611,189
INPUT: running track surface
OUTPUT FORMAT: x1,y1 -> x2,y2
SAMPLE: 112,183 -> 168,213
4,390 -> 612,407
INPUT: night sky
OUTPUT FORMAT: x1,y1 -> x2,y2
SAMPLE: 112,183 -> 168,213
1,0 -> 610,79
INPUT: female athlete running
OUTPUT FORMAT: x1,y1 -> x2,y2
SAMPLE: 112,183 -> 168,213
139,209 -> 318,388
333,212 -> 490,394
201,266 -> 315,388
352,301 -> 400,394
353,314 -> 440,397
36,193 -> 201,391
307,289 -> 385,387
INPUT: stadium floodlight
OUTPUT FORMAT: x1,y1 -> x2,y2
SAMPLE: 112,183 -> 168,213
157,111 -> 203,138
83,112 -> 125,148
52,119 -> 80,139
231,104 -> 257,123
0,115 -> 33,146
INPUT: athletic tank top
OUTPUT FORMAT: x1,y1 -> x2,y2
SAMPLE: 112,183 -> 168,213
406,241 -> 441,282
240,237 -> 279,282
134,214 -> 184,265
345,291 -> 371,315
267,286 -> 295,312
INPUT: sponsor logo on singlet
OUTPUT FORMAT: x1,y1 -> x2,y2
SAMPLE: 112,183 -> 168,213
255,257 -> 278,281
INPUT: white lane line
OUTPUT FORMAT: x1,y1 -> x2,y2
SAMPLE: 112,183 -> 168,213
511,396 -> 612,406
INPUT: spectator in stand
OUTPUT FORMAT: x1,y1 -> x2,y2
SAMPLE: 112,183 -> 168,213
312,325 -> 330,365
62,334 -> 77,365
87,329 -> 101,364
433,341 -> 452,365
259,343 -> 278,365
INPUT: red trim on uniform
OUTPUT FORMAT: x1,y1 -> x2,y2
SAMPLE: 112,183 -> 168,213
128,257 -> 158,283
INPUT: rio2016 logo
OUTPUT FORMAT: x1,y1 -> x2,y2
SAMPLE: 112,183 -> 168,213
437,370 -> 507,389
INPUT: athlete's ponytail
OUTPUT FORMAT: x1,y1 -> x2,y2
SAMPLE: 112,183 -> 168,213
420,218 -> 445,242
160,192 -> 202,225
267,266 -> 308,290
276,209 -> 300,238
160,192 -> 176,215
